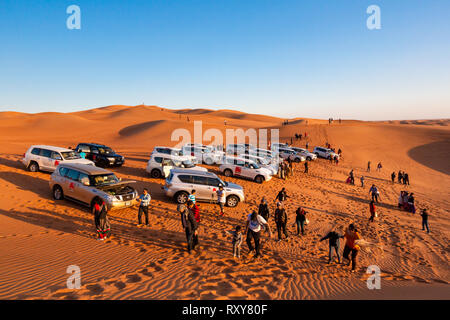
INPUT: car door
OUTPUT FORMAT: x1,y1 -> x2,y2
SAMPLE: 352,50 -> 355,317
65,169 -> 81,200
234,159 -> 244,176
39,149 -> 53,171
207,177 -> 222,202
76,172 -> 93,204
50,151 -> 63,171
192,175 -> 211,200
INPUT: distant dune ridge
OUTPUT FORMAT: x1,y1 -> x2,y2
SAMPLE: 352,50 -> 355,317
0,104 -> 449,300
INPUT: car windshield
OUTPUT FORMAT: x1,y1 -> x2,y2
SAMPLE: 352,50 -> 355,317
91,173 -> 120,186
98,147 -> 114,154
173,159 -> 195,168
61,151 -> 82,160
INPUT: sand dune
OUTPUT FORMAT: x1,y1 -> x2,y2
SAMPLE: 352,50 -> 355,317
0,105 -> 449,300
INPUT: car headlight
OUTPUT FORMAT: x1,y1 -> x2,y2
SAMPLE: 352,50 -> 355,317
108,157 -> 115,161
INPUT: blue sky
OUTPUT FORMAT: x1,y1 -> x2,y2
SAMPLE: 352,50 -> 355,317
0,0 -> 449,120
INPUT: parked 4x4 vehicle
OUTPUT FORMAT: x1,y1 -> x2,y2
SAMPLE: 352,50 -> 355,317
163,169 -> 244,207
313,146 -> 339,160
219,157 -> 272,183
277,147 -> 306,163
22,145 -> 94,172
289,147 -> 317,161
74,143 -> 124,167
50,163 -> 138,211
181,145 -> 224,165
146,152 -> 207,178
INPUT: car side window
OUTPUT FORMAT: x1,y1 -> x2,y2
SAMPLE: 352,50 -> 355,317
92,148 -> 99,154
78,173 -> 90,185
207,178 -> 221,187
78,145 -> 90,153
31,148 -> 41,155
154,157 -> 162,164
51,152 -> 62,160
40,149 -> 52,158
66,169 -> 80,181
192,175 -> 208,185
59,167 -> 68,177
178,175 -> 194,184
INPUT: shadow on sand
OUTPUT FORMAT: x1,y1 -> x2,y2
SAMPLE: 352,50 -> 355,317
407,140 -> 450,175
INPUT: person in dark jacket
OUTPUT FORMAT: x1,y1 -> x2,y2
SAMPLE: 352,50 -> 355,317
304,160 -> 309,173
187,200 -> 200,249
404,173 -> 410,185
93,201 -> 110,240
294,206 -> 307,235
274,187 -> 289,203
421,209 -> 430,233
178,203 -> 199,253
391,172 -> 396,184
369,200 -> 376,222
258,197 -> 270,221
320,230 -> 344,263
398,171 -> 403,183
274,202 -> 289,241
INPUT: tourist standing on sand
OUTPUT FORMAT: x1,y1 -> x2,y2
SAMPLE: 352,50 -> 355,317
304,161 -> 309,173
274,202 -> 289,241
216,185 -> 226,216
187,200 -> 200,249
404,173 -> 410,185
228,225 -> 243,258
320,230 -> 344,264
284,162 -> 290,180
369,200 -> 376,222
421,209 -> 430,233
360,176 -> 365,188
294,206 -> 307,235
245,210 -> 271,258
93,201 -> 110,240
377,162 -> 382,172
349,169 -> 355,185
275,187 -> 289,204
369,184 -> 380,203
408,193 -> 416,213
137,188 -> 151,226
188,189 -> 196,204
398,170 -> 403,183
343,224 -> 361,272
367,161 -> 371,172
306,142 -> 309,149
258,197 -> 270,222
391,172 -> 396,184
178,203 -> 198,254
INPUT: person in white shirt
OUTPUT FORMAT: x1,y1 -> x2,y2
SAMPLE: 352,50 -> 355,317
244,210 -> 272,258
216,185 -> 226,216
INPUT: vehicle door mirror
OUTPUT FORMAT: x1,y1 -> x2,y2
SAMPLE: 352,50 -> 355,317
81,177 -> 90,186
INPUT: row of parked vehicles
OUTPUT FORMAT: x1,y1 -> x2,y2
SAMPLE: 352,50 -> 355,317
20,141 -> 339,211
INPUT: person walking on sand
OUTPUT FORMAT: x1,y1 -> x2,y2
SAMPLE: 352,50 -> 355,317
367,161 -> 371,172
349,169 -> 355,185
258,197 -> 270,222
334,155 -> 339,165
188,189 -> 196,204
408,193 -> 416,213
178,203 -> 198,254
294,206 -> 307,235
369,184 -> 380,203
93,201 -> 110,240
187,200 -> 201,249
304,160 -> 309,173
369,200 -> 376,222
420,209 -> 430,233
274,202 -> 289,241
216,185 -> 226,216
343,224 -> 361,272
320,229 -> 344,264
245,210 -> 272,258
305,142 -> 309,149
137,188 -> 151,226
377,162 -> 382,172
227,225 -> 243,258
404,172 -> 410,185
398,170 -> 403,184
275,187 -> 289,204
360,176 -> 365,188
391,171 -> 396,184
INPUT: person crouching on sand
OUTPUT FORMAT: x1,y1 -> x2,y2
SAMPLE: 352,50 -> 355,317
343,224 -> 361,272
320,229 -> 344,264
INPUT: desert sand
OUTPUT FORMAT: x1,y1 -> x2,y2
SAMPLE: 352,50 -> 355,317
0,105 -> 449,300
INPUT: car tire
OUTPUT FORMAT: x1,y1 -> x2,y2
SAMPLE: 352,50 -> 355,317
254,175 -> 264,184
307,156 -> 312,161
226,195 -> 239,207
151,169 -> 162,179
205,157 -> 213,165
224,169 -> 233,177
175,191 -> 189,204
28,161 -> 39,172
314,152 -> 319,157
53,185 -> 64,200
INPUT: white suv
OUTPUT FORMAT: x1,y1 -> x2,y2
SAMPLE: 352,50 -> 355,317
22,145 -> 94,172
313,146 -> 339,160
163,169 -> 245,207
146,153 -> 207,178
238,154 -> 278,175
181,145 -> 223,165
289,147 -> 317,161
277,147 -> 305,162
219,157 -> 272,184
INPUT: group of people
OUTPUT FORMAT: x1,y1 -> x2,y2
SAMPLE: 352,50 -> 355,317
278,158 -> 294,180
366,161 -> 382,172
398,191 -> 416,213
392,170 -> 410,185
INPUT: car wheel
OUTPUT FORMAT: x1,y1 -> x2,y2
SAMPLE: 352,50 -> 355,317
307,156 -> 312,161
175,191 -> 189,204
151,169 -> 162,178
314,152 -> 319,157
205,157 -> 213,165
224,169 -> 233,177
327,155 -> 332,160
28,161 -> 39,172
53,185 -> 64,200
254,175 -> 264,184
226,195 -> 239,207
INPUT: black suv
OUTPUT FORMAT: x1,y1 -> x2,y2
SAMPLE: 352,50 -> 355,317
74,143 -> 125,167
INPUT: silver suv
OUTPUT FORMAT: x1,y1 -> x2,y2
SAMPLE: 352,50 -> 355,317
49,163 -> 138,211
163,169 -> 245,207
